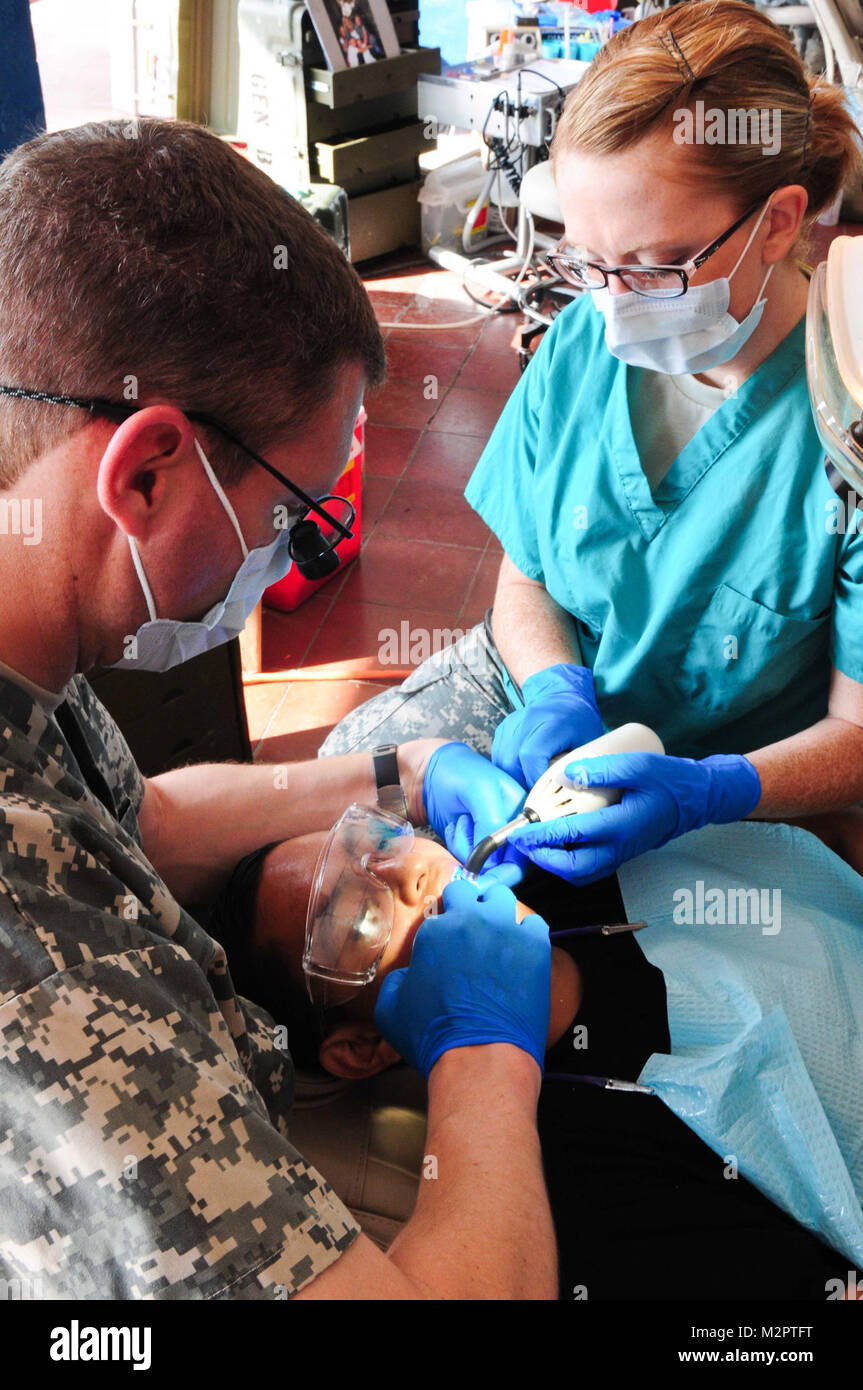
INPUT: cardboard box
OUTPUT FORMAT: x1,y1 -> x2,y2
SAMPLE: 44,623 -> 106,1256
348,179 -> 421,262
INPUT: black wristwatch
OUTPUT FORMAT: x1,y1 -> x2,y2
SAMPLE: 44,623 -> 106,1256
372,743 -> 410,820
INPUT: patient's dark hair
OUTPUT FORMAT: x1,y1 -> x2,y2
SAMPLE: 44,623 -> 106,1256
205,841 -> 345,1074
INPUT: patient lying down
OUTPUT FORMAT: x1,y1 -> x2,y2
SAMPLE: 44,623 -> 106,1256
208,829 -> 583,1077
207,817 -> 863,1298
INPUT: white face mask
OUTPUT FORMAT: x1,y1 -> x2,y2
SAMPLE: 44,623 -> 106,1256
592,200 -> 774,375
111,437 -> 293,672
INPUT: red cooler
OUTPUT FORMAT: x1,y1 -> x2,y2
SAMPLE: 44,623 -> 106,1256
264,410 -> 365,613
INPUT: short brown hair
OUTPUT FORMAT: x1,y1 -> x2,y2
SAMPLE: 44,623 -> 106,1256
551,0 -> 862,255
0,119 -> 385,487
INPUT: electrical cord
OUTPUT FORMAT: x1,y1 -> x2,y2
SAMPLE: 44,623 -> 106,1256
379,64 -> 564,329
457,205 -> 538,313
513,63 -> 566,144
485,97 -> 525,198
482,78 -> 525,198
494,178 -> 520,243
481,63 -> 565,223
375,247 -> 521,328
518,63 -> 566,105
460,258 -> 514,311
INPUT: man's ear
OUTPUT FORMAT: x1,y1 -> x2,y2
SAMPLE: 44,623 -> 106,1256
319,1020 -> 401,1079
95,404 -> 197,539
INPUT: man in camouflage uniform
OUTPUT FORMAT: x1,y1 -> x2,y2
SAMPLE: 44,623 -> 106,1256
0,669 -> 357,1297
0,119 -> 556,1300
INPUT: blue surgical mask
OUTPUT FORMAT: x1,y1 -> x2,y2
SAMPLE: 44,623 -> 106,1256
593,200 -> 774,375
111,437 -> 293,672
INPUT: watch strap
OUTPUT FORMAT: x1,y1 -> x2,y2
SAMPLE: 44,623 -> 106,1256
372,743 -> 409,820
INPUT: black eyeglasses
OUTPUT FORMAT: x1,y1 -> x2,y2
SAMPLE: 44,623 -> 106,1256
541,200 -> 765,300
0,384 -> 355,580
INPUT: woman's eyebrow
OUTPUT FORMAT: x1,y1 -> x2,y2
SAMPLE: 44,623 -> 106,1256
571,240 -> 693,263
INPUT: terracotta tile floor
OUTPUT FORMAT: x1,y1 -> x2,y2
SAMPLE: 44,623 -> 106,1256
247,253 -> 523,763
247,222 -> 862,764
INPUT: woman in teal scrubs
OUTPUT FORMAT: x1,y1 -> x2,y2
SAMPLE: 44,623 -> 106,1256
322,0 -> 863,884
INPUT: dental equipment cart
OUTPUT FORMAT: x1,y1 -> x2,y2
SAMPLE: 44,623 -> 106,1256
416,58 -> 588,301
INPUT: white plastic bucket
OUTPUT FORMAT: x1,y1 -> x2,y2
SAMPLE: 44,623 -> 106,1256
418,154 -> 496,254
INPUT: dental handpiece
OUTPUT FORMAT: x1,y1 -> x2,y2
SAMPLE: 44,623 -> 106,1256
464,722 -> 665,876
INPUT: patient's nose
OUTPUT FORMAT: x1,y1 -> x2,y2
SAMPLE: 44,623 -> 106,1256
372,851 -> 429,905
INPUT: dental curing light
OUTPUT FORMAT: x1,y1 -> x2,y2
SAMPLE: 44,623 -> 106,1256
464,721 -> 665,875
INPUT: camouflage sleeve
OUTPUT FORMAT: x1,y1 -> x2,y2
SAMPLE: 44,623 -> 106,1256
0,906 -> 360,1300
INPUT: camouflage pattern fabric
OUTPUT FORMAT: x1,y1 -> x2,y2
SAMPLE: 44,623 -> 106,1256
318,615 -> 518,758
0,672 -> 358,1299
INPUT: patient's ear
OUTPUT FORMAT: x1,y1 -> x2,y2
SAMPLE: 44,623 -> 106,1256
319,1021 -> 401,1079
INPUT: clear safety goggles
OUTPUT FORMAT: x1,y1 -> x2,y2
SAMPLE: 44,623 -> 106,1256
303,803 -> 415,1008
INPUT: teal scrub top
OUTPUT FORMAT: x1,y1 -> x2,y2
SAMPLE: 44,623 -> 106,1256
464,295 -> 863,759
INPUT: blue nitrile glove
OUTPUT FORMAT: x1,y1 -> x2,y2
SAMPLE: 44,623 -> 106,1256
491,663 -> 604,791
374,877 -> 551,1076
424,741 -> 531,888
507,751 -> 762,885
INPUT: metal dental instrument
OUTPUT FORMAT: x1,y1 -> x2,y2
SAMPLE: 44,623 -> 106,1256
464,722 -> 665,875
544,1073 -> 656,1095
549,921 -> 649,939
